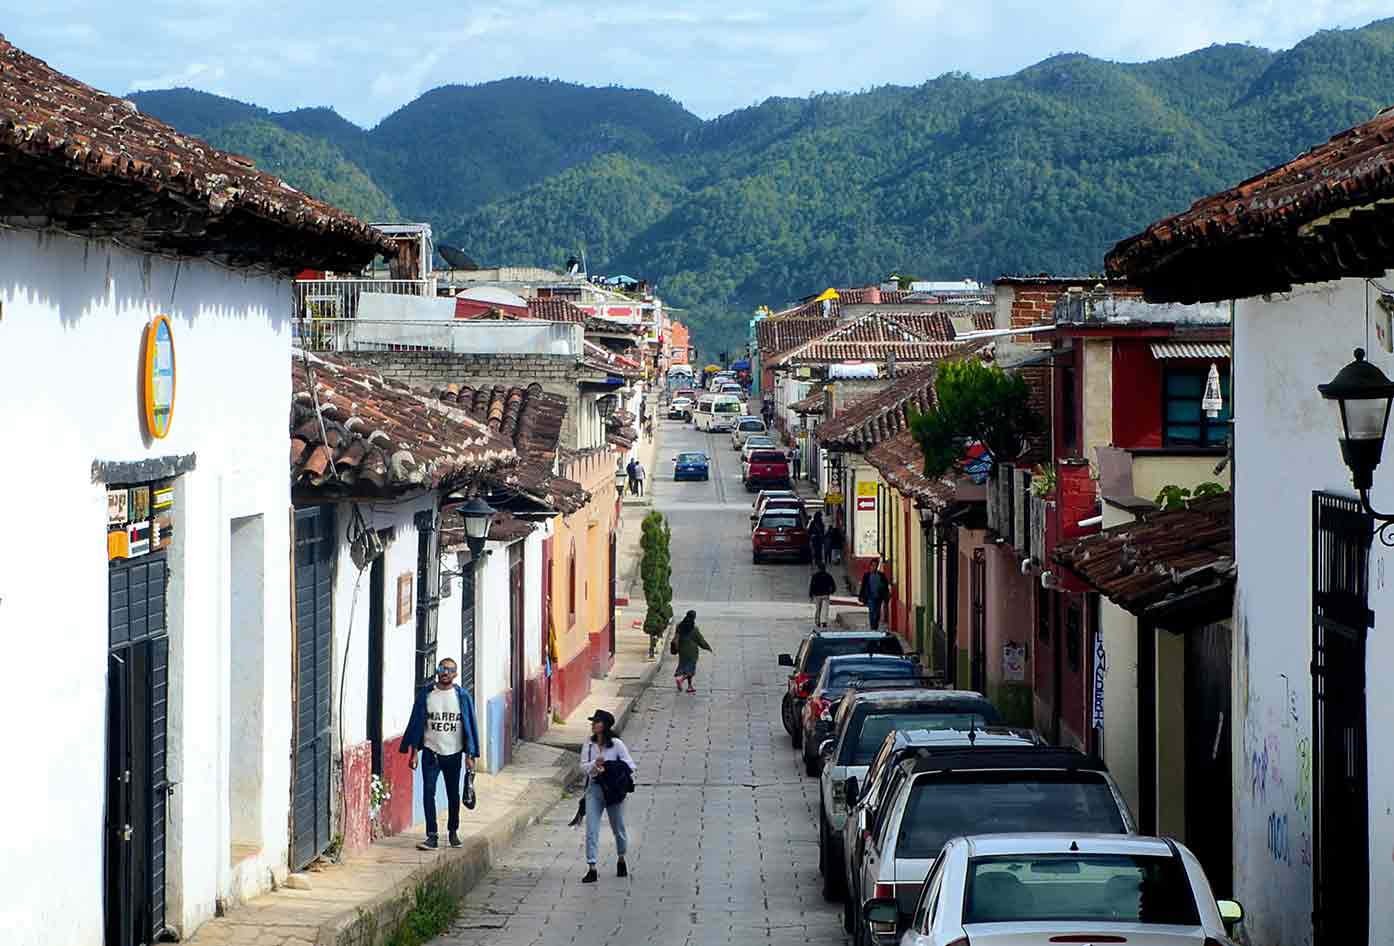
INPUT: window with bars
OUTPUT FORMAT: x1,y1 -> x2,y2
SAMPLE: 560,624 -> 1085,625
1163,365 -> 1230,447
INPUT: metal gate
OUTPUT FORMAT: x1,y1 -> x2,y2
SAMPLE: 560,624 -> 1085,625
458,555 -> 477,696
970,548 -> 987,694
1311,493 -> 1371,946
292,506 -> 335,871
106,553 -> 170,946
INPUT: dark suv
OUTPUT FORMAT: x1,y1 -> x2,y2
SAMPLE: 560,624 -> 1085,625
799,655 -> 926,776
778,630 -> 904,748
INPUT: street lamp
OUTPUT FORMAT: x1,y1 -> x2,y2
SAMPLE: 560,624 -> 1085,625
1318,347 -> 1394,543
614,465 -> 628,498
597,394 -> 618,419
917,505 -> 934,529
455,495 -> 497,558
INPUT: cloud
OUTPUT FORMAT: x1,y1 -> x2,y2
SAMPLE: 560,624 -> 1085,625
3,0 -> 1390,126
127,62 -> 226,93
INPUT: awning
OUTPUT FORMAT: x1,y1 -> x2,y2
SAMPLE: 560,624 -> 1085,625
1150,342 -> 1231,360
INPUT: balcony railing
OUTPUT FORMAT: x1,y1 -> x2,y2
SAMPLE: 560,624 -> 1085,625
294,278 -> 434,321
293,318 -> 583,355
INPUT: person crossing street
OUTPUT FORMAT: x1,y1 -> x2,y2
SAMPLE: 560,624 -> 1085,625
809,563 -> 836,627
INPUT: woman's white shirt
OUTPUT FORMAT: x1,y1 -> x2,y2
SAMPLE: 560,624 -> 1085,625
579,738 -> 636,778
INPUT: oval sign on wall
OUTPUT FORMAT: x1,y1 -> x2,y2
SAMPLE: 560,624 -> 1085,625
142,314 -> 176,439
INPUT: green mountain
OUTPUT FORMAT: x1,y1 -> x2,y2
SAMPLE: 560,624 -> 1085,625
130,19 -> 1394,355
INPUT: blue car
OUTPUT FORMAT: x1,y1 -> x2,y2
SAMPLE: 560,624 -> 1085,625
673,451 -> 710,481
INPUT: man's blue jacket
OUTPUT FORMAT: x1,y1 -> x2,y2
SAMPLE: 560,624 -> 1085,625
400,684 -> 480,758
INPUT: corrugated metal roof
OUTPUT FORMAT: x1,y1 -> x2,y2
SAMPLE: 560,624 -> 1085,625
1150,342 -> 1231,360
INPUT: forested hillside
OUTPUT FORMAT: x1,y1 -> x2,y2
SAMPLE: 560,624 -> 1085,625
131,18 -> 1394,354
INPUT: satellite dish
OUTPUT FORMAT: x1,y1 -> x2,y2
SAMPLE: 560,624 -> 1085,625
438,244 -> 479,270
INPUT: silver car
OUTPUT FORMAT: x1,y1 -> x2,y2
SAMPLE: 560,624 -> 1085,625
853,745 -> 1137,945
864,833 -> 1245,946
839,727 -> 1040,934
816,688 -> 1002,901
730,416 -> 768,449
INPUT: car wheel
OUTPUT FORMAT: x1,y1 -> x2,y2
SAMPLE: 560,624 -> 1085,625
821,830 -> 842,900
752,551 -> 762,565
843,882 -> 856,933
791,718 -> 802,749
780,694 -> 797,735
804,745 -> 821,777
817,813 -> 826,877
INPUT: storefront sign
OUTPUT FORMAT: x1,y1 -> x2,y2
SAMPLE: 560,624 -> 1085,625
107,479 -> 176,560
142,315 -> 177,439
1091,635 -> 1107,729
854,479 -> 879,558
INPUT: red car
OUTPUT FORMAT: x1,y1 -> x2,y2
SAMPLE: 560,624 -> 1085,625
744,449 -> 791,491
753,508 -> 810,563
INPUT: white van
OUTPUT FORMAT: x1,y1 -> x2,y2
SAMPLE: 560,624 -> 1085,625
694,394 -> 718,431
705,394 -> 744,432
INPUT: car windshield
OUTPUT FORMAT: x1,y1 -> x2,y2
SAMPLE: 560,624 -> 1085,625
896,772 -> 1128,859
847,710 -> 996,765
676,453 -> 706,463
740,421 -> 765,431
760,515 -> 802,530
963,853 -> 1199,926
806,636 -> 903,675
715,402 -> 742,414
827,660 -> 919,688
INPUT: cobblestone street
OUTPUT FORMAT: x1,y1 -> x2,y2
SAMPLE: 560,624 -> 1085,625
435,417 -> 843,946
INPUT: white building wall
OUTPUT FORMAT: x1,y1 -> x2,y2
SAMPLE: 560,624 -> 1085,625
524,528 -> 546,677
0,228 -> 291,943
1233,276 -> 1394,946
475,539 -> 515,771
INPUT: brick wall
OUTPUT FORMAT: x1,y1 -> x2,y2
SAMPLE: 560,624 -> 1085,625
340,351 -> 586,447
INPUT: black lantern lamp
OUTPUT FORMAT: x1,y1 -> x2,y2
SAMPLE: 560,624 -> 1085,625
597,394 -> 618,419
917,505 -> 934,529
614,465 -> 628,497
456,495 -> 497,558
1319,347 -> 1394,542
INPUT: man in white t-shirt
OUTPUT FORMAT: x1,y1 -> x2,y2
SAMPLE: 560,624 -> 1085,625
402,658 -> 479,850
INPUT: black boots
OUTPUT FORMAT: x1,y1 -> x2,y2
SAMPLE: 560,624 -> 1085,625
582,867 -> 598,883
617,858 -> 628,878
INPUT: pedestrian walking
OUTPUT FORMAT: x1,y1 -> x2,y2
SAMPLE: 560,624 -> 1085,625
402,658 -> 480,850
858,559 -> 891,630
626,457 -> 639,495
809,563 -> 837,627
808,511 -> 827,567
790,447 -> 802,481
577,709 -> 636,883
633,459 -> 646,497
826,521 -> 845,565
671,609 -> 712,693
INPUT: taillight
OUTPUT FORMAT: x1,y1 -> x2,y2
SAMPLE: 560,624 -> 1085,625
944,938 -> 970,946
793,673 -> 813,697
872,882 -> 895,900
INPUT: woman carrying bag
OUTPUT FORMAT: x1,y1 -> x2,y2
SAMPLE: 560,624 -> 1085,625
671,609 -> 712,693
574,709 -> 635,883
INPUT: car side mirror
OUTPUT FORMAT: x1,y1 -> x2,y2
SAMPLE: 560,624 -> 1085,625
862,898 -> 898,926
845,776 -> 859,805
778,654 -> 794,667
1217,900 -> 1244,931
819,739 -> 834,758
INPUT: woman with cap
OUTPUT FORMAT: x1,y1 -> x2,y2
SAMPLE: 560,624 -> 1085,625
672,610 -> 712,694
578,708 -> 636,883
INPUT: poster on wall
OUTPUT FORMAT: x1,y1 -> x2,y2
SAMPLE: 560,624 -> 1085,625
1091,635 -> 1107,729
397,573 -> 414,626
854,479 -> 879,558
1002,642 -> 1026,682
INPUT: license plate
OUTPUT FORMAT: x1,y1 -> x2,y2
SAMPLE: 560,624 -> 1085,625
774,536 -> 786,543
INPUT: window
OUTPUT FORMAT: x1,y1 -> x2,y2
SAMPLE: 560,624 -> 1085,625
1059,364 -> 1077,451
963,853 -> 1199,925
847,710 -> 996,765
912,854 -> 945,932
1163,364 -> 1230,447
568,544 -> 577,625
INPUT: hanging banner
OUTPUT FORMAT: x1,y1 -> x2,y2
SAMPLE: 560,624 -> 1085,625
1091,634 -> 1107,729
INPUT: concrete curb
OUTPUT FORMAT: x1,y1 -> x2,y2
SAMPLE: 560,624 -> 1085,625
316,754 -> 580,946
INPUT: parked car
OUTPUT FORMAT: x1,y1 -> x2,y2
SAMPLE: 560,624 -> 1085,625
672,451 -> 710,481
745,449 -> 791,490
777,630 -> 905,747
668,396 -> 694,421
751,497 -> 803,530
799,654 -> 926,776
817,688 -> 1004,901
720,382 -> 745,397
864,833 -> 1244,946
850,745 -> 1136,943
752,508 -> 810,563
731,417 -> 768,449
740,436 -> 778,464
838,727 -> 1041,931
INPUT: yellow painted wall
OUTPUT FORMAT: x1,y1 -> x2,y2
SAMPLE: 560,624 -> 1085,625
551,450 -> 625,667
1083,338 -> 1114,471
1131,454 -> 1231,503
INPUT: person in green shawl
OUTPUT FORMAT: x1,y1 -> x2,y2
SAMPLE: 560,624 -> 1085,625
672,610 -> 712,694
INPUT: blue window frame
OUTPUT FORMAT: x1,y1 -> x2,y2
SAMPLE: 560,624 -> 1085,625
1163,364 -> 1230,447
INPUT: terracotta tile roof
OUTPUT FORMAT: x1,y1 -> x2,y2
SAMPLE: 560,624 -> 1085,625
583,340 -> 642,376
527,297 -> 588,323
1054,492 -> 1235,621
291,354 -> 516,494
757,316 -> 836,358
436,382 -> 587,514
816,364 -> 938,452
607,410 -> 639,449
789,388 -> 826,414
584,313 -> 646,336
0,35 -> 390,272
774,309 -> 992,367
864,429 -> 959,508
1106,107 -> 1394,303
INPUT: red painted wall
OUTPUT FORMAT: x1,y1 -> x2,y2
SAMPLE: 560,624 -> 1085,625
1112,340 -> 1164,449
341,734 -> 415,855
552,640 -> 593,721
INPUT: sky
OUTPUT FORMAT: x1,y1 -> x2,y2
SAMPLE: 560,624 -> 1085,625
6,1 -> 1389,127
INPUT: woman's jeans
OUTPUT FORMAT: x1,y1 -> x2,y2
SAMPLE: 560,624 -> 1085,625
585,780 -> 628,863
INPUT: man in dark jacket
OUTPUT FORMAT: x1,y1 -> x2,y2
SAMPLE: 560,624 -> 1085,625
858,559 -> 890,630
401,658 -> 480,850
809,564 -> 837,627
807,512 -> 827,567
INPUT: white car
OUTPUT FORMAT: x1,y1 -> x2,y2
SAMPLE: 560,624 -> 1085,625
864,833 -> 1244,946
730,416 -> 768,449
